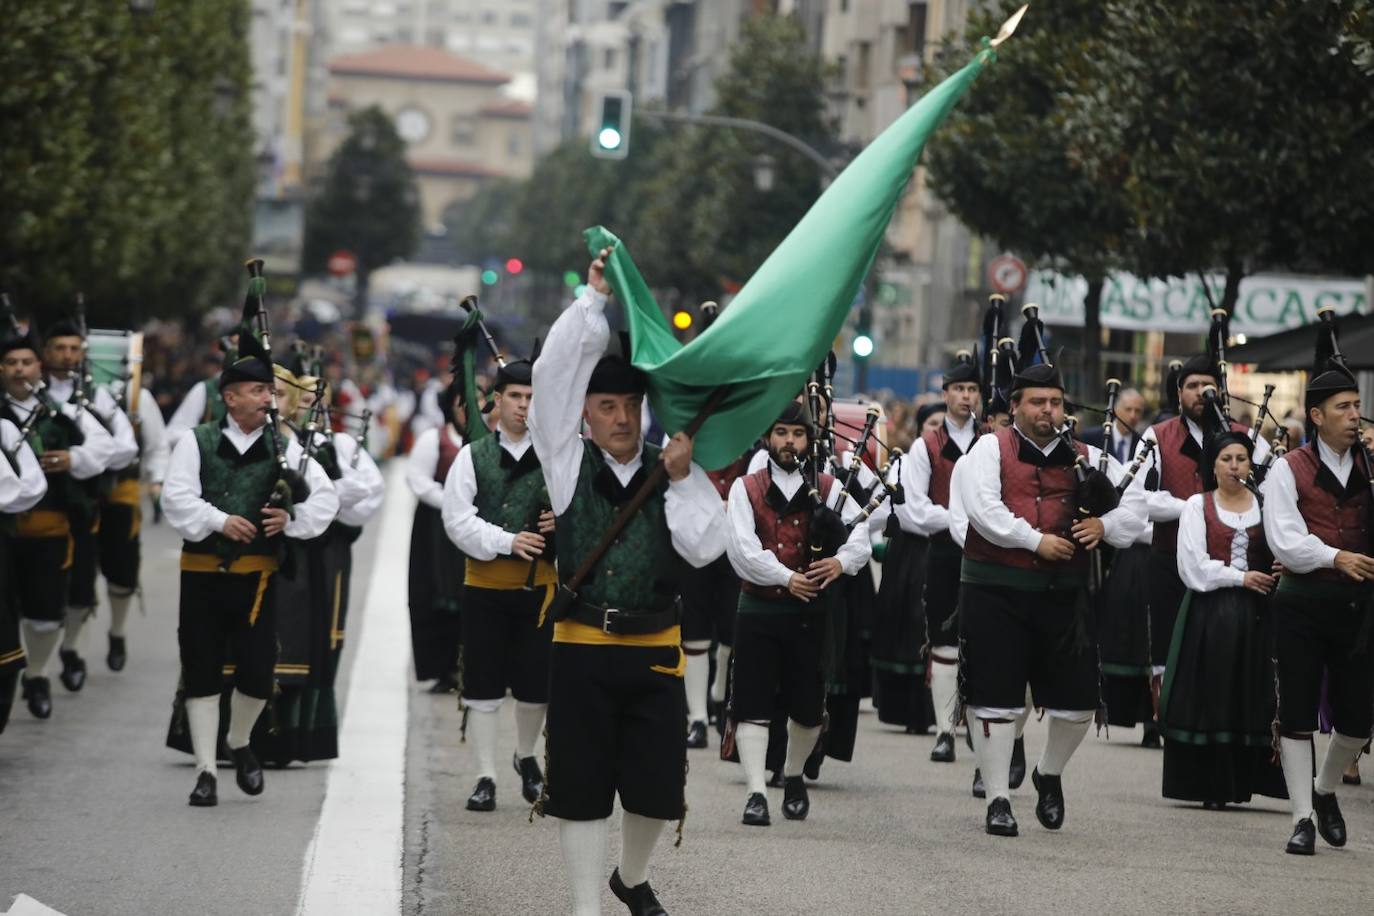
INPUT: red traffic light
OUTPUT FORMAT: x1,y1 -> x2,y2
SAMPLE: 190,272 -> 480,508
505,258 -> 524,275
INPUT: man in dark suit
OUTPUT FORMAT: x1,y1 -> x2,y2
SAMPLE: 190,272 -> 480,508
1078,387 -> 1145,465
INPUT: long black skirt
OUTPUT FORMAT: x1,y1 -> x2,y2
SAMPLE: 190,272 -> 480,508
819,567 -> 874,762
1159,588 -> 1287,804
408,504 -> 465,681
869,531 -> 935,732
1098,543 -> 1154,727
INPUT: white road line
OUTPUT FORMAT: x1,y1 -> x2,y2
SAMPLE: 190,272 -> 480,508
295,463 -> 413,916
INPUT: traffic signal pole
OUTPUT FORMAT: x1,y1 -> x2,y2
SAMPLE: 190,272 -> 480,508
635,109 -> 839,181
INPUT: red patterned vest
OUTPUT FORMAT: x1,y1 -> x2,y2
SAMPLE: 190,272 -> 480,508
921,424 -> 974,510
1150,416 -> 1250,554
1201,492 -> 1272,572
435,426 -> 462,485
963,427 -> 1088,577
707,454 -> 752,500
1284,444 -> 1372,583
740,467 -> 836,600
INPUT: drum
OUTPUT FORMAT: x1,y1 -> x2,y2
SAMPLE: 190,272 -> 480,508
86,330 -> 143,411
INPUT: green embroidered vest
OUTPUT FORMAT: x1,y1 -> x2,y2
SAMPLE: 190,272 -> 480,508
556,440 -> 681,612
184,421 -> 281,558
1,401 -> 91,520
471,433 -> 547,535
202,377 -> 226,426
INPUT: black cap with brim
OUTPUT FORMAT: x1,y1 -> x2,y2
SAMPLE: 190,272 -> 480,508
0,329 -> 41,359
1177,353 -> 1220,389
43,318 -> 82,341
495,359 -> 533,391
1010,362 -> 1064,393
916,402 -> 947,428
220,355 -> 274,389
587,354 -> 646,396
774,399 -> 815,435
1305,368 -> 1359,413
944,361 -> 979,388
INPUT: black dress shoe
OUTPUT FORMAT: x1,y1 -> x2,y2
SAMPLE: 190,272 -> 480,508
428,675 -> 458,695
188,771 -> 218,807
782,776 -> 810,820
609,867 -> 668,916
742,792 -> 770,826
513,753 -> 543,804
767,770 -> 785,789
58,650 -> 86,692
1032,769 -> 1065,830
1342,770 -> 1361,786
930,732 -> 956,763
686,720 -> 708,749
1009,736 -> 1027,789
1140,724 -> 1162,749
0,671 -> 17,734
1313,791 -> 1347,847
22,676 -> 52,720
106,634 -> 127,672
231,745 -> 264,795
466,776 -> 496,811
972,768 -> 986,799
1286,817 -> 1316,855
985,797 -> 1018,837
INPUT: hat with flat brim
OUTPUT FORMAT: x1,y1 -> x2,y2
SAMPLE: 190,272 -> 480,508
1010,362 -> 1063,393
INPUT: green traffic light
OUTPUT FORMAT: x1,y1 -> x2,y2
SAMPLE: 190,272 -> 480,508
563,271 -> 580,289
481,269 -> 499,286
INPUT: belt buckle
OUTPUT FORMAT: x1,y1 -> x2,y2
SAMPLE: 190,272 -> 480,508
602,607 -> 621,634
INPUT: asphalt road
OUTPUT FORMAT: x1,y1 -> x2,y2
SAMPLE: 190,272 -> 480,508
4,479 -> 1374,916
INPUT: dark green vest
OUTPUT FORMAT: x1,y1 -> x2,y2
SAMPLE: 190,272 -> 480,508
202,377 -> 227,426
183,421 -> 281,558
471,433 -> 547,536
556,440 -> 681,612
1,401 -> 89,519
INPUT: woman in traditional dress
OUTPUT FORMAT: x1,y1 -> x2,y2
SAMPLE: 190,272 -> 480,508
1159,431 -> 1287,807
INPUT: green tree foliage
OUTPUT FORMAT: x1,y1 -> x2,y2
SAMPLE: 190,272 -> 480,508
302,106 -> 421,294
1070,0 -> 1374,314
923,0 -> 1130,387
0,0 -> 254,326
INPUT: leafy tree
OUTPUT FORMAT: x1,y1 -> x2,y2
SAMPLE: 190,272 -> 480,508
923,0 -> 1130,388
302,106 -> 421,298
1070,0 -> 1374,314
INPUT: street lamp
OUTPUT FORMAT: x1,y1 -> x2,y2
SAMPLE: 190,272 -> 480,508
753,154 -> 776,192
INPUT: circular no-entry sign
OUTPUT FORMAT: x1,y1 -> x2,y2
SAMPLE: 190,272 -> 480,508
328,250 -> 358,277
987,254 -> 1028,295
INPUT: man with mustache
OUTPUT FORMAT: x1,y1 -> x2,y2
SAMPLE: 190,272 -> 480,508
957,361 -> 1145,838
1262,359 -> 1373,856
162,334 -> 337,807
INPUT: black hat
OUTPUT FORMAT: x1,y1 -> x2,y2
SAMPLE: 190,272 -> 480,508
1200,430 -> 1255,491
1176,353 -> 1219,389
916,402 -> 947,429
494,358 -> 533,391
587,353 -> 646,396
0,327 -> 41,359
1306,310 -> 1359,413
774,399 -> 815,436
1305,368 -> 1358,413
944,349 -> 979,388
1011,362 -> 1064,393
220,322 -> 273,388
43,318 -> 82,340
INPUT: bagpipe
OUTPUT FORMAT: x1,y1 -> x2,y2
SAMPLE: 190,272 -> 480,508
2,380 -> 48,474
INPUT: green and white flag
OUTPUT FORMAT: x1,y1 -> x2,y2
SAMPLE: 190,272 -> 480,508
590,45 -> 997,469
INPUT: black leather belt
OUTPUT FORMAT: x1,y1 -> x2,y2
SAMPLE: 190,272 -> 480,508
567,601 -> 679,636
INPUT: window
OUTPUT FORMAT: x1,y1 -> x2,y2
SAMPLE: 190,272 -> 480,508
451,114 -> 478,146
856,41 -> 871,90
510,11 -> 532,28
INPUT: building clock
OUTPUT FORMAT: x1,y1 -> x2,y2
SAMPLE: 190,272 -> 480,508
395,107 -> 431,144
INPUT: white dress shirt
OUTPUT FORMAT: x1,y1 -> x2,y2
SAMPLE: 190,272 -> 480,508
0,418 -> 48,513
528,288 -> 726,568
948,458 -> 970,549
896,414 -> 976,536
301,430 -> 385,528
410,379 -> 444,440
46,376 -> 140,470
1261,438 -> 1361,574
133,389 -> 170,484
1177,493 -> 1260,591
5,393 -> 117,480
441,429 -> 535,560
958,427 -> 1146,552
406,425 -> 464,510
162,418 -> 338,543
165,379 -> 211,446
725,458 -> 873,587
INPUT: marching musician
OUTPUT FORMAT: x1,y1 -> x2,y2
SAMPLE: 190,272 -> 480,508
0,415 -> 50,733
165,336 -> 234,444
1,325 -> 116,721
1262,349 -> 1373,856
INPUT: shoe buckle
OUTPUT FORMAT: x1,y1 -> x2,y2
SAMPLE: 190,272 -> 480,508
602,607 -> 621,633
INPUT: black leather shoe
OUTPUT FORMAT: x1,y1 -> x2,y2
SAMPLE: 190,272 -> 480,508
686,720 -> 708,749
1141,723 -> 1162,749
1342,770 -> 1361,786
466,776 -> 496,811
106,634 -> 127,672
803,742 -> 825,781
513,753 -> 543,804
58,650 -> 86,692
231,745 -> 264,796
1286,817 -> 1316,855
742,792 -> 770,826
985,797 -> 1018,837
609,867 -> 668,916
188,771 -> 218,807
1009,736 -> 1027,789
0,671 -> 16,734
428,675 -> 457,695
22,677 -> 52,720
782,776 -> 809,821
930,732 -> 956,763
972,768 -> 986,799
767,770 -> 785,789
1313,791 -> 1347,847
1032,769 -> 1065,830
